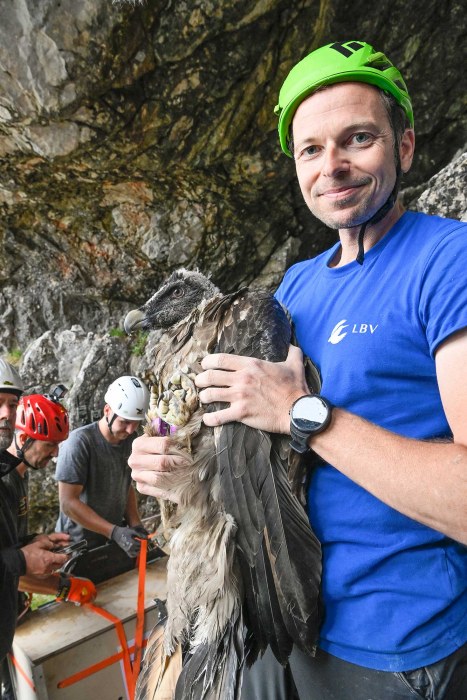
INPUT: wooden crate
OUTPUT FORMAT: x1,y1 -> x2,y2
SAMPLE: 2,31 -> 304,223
9,557 -> 168,700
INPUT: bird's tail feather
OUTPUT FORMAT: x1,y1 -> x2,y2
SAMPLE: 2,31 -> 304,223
135,600 -> 183,700
174,607 -> 245,700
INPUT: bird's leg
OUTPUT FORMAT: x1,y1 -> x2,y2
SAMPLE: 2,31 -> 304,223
145,384 -> 163,437
156,369 -> 199,427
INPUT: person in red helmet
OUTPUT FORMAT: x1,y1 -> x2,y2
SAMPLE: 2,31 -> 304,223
0,365 -> 72,671
1,388 -> 96,698
4,390 -> 96,606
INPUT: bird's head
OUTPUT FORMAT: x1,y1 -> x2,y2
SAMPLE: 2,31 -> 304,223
124,268 -> 220,334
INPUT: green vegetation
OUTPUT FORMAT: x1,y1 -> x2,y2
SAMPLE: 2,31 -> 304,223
131,330 -> 149,357
108,327 -> 126,338
31,593 -> 56,610
6,348 -> 22,366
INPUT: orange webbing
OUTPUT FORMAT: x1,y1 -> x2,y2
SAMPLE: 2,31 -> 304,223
87,603 -> 135,698
133,538 -> 148,684
57,649 -> 127,688
55,537 -> 150,698
57,638 -> 149,689
8,652 -> 36,691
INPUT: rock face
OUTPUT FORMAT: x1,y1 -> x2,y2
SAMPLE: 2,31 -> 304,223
1,0 -> 466,359
1,1 -> 465,528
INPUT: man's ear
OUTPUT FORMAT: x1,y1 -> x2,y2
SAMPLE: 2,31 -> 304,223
400,128 -> 415,174
16,431 -> 28,447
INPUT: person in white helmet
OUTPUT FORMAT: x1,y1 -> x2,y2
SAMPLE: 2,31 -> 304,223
54,376 -> 150,558
0,359 -> 24,455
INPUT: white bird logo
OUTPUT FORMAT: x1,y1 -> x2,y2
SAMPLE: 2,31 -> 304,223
328,319 -> 349,344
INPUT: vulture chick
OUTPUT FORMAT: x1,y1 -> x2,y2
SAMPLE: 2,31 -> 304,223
124,269 -> 322,700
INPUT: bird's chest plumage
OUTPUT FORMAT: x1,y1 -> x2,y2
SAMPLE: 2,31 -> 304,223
150,304 -> 224,427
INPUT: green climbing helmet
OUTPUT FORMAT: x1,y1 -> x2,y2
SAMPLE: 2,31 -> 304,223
274,40 -> 413,157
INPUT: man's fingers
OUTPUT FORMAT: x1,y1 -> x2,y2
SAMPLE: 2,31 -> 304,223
52,553 -> 69,567
134,471 -> 181,503
195,368 -> 234,389
129,452 -> 187,473
131,434 -> 172,456
202,406 -> 238,427
286,344 -> 304,364
199,353 -> 253,371
49,533 -> 71,545
197,386 -> 232,405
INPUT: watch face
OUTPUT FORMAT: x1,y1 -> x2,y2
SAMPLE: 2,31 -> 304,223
293,396 -> 328,430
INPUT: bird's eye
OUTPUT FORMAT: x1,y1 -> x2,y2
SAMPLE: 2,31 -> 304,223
171,287 -> 184,299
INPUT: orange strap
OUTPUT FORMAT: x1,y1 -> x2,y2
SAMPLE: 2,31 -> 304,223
58,648 -> 127,689
132,538 -> 147,683
8,652 -> 36,692
87,603 -> 135,698
57,638 -> 148,689
55,537 -> 150,698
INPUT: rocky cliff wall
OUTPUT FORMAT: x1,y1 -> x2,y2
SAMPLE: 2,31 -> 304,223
1,1 -> 466,528
1,0 -> 465,366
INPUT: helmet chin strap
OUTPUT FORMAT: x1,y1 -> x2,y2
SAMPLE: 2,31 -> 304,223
356,161 -> 403,265
106,412 -> 118,435
15,435 -> 39,470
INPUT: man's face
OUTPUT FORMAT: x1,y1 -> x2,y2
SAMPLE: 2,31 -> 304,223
292,82 -> 412,230
0,392 -> 19,450
105,407 -> 141,441
20,436 -> 61,469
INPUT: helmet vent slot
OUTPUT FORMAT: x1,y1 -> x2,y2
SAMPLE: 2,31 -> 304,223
367,58 -> 393,72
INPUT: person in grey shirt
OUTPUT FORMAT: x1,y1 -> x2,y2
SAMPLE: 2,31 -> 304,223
55,376 -> 150,558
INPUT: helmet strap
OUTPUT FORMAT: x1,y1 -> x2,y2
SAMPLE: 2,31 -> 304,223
14,434 -> 39,470
355,158 -> 403,265
106,412 -> 118,435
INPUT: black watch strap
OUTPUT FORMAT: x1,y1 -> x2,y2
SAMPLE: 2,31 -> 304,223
289,394 -> 333,454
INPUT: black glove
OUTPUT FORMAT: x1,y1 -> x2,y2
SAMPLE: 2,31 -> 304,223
132,525 -> 149,539
110,525 -> 148,558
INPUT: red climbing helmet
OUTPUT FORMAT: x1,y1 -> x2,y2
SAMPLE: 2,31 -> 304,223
16,394 -> 69,442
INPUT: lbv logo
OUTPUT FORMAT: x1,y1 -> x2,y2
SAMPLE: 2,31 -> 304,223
328,319 -> 378,345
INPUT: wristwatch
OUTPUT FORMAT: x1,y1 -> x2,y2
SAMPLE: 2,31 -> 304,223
289,394 -> 333,454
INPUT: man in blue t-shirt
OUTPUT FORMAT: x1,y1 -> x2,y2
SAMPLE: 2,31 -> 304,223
129,42 -> 466,698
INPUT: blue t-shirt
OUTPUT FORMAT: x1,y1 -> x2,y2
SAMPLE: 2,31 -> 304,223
275,211 -> 467,671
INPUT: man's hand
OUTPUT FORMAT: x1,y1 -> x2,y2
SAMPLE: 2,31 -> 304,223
21,538 -> 70,576
195,345 -> 310,433
128,434 -> 190,501
56,575 -> 97,605
131,524 -> 150,538
29,532 -> 71,548
110,525 -> 148,558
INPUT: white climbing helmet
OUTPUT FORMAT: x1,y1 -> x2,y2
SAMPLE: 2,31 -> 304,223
0,358 -> 24,396
104,376 -> 149,421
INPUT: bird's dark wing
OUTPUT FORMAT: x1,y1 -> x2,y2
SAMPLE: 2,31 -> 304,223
214,290 -> 322,662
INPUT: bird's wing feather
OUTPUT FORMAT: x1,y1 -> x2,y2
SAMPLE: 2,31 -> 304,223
215,291 -> 322,661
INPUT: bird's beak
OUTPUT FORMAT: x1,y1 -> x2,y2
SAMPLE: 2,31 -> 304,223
124,308 -> 146,335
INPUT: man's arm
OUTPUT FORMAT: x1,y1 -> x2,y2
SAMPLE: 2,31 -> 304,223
194,338 -> 467,545
124,485 -> 143,528
58,482 -> 114,540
